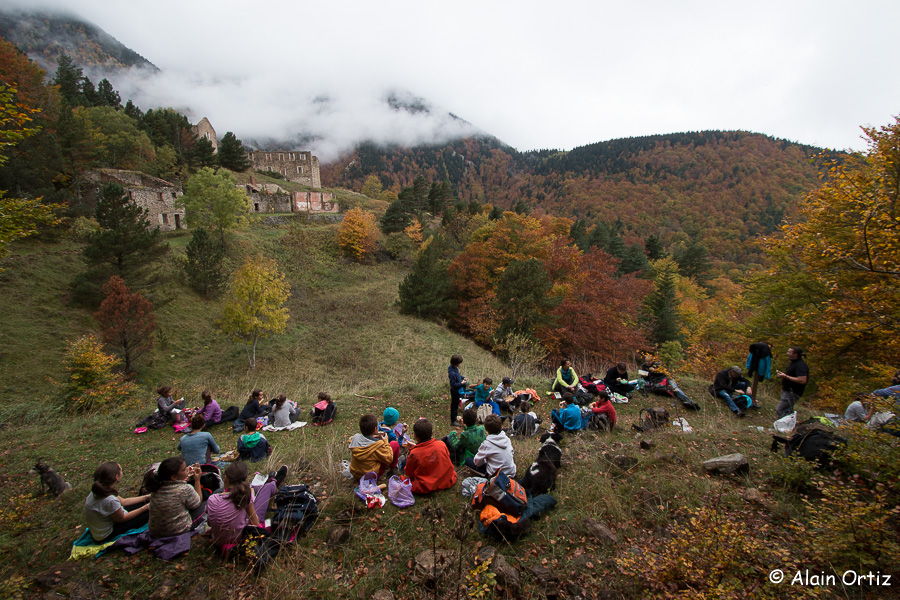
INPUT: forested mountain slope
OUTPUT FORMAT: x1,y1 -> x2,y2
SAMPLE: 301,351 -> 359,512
323,131 -> 827,268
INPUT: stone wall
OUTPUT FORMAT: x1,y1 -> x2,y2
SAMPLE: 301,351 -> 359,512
248,150 -> 321,188
192,117 -> 218,152
83,169 -> 184,231
292,191 -> 338,213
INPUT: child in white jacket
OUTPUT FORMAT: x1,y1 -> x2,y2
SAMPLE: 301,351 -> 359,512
465,415 -> 516,477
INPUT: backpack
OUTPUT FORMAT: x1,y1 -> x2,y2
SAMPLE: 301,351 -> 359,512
271,484 -> 319,532
311,401 -> 336,425
511,413 -> 537,437
573,385 -> 594,406
771,429 -> 846,468
476,403 -> 493,424
472,470 -> 528,516
633,407 -> 670,432
731,394 -> 752,410
578,375 -> 605,396
589,412 -> 612,431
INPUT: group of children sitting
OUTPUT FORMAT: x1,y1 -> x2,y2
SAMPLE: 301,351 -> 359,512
346,407 -> 523,495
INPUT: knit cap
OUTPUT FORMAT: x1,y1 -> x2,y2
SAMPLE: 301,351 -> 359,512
382,407 -> 400,426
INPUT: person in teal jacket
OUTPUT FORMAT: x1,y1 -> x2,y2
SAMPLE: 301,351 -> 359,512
552,359 -> 578,394
550,393 -> 582,433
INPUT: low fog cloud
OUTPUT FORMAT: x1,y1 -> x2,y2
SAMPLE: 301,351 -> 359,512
111,69 -> 480,161
7,0 -> 900,160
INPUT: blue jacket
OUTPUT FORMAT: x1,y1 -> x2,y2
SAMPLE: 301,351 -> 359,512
554,403 -> 582,432
448,365 -> 464,390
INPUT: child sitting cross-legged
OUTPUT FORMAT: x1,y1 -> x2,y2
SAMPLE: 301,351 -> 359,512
443,409 -> 486,465
473,378 -> 501,416
378,407 -> 409,445
403,418 -> 457,494
237,418 -> 273,462
550,392 -> 582,434
466,414 -> 516,477
349,414 -> 399,480
590,390 -> 617,429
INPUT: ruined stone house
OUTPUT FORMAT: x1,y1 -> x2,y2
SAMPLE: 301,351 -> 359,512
248,150 -> 321,188
83,169 -> 184,231
243,177 -> 338,214
192,117 -> 218,152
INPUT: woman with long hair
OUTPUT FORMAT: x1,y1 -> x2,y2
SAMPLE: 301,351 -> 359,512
206,462 -> 287,548
84,462 -> 151,543
146,457 -> 203,538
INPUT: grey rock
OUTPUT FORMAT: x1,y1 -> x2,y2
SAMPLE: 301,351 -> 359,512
703,453 -> 749,475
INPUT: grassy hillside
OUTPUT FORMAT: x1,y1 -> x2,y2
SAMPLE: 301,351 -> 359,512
0,220 -> 895,600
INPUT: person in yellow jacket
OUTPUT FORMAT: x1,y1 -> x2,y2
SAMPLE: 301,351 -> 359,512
349,414 -> 399,480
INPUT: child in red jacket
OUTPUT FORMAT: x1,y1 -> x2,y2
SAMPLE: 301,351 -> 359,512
590,390 -> 617,428
404,418 -> 457,494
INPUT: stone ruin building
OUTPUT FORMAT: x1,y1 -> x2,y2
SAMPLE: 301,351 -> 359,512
82,169 -> 184,231
192,117 -> 218,152
243,176 -> 338,214
247,150 -> 322,188
191,117 -> 323,188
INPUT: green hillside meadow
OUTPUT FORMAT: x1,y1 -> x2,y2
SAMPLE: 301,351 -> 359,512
0,218 -> 893,599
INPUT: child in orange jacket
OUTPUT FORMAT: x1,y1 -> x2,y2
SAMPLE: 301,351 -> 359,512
404,418 -> 457,494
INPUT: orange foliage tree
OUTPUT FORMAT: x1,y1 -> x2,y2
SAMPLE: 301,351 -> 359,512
94,275 -> 157,373
447,213 -> 651,364
336,207 -> 379,262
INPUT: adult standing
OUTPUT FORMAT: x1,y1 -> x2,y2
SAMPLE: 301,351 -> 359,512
775,347 -> 809,418
746,342 -> 773,404
448,354 -> 468,427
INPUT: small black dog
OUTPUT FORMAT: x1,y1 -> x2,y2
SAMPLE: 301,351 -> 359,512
537,431 -> 563,469
518,457 -> 558,497
33,460 -> 72,496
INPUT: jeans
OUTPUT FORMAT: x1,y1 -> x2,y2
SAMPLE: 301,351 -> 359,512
776,390 -> 799,418
463,457 -> 489,477
717,390 -> 740,413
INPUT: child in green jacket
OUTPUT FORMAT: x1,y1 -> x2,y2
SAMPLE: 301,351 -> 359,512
442,409 -> 487,465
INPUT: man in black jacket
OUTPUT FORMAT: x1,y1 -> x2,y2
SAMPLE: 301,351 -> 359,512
711,366 -> 752,417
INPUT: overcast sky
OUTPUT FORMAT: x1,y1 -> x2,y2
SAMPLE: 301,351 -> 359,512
6,0 -> 900,161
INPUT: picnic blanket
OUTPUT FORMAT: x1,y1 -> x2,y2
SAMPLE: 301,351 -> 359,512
262,421 -> 307,432
69,524 -> 149,560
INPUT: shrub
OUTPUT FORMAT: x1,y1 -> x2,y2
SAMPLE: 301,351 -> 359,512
59,333 -> 136,413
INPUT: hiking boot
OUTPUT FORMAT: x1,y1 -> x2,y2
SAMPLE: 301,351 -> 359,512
273,465 -> 289,487
750,403 -> 761,410
736,409 -> 746,418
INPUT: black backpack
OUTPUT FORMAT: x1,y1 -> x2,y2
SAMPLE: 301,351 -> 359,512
511,413 -> 537,436
771,429 -> 846,468
272,484 -> 319,532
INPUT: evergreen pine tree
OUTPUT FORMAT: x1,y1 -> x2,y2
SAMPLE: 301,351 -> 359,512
569,218 -> 589,251
96,79 -> 121,108
645,258 -> 681,344
397,236 -> 456,319
217,132 -> 251,171
619,243 -> 650,275
673,240 -> 711,284
53,54 -> 84,106
380,193 -> 415,234
187,137 -> 217,170
183,227 -> 227,297
411,175 -> 430,212
513,199 -> 529,215
645,234 -> 666,260
493,258 -> 560,343
488,205 -> 503,220
71,183 -> 170,306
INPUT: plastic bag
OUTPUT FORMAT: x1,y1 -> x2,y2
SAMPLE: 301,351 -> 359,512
672,417 -> 693,433
356,471 -> 379,499
387,475 -> 415,508
773,411 -> 796,433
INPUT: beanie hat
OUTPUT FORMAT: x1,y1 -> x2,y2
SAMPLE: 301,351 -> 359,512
382,407 -> 400,426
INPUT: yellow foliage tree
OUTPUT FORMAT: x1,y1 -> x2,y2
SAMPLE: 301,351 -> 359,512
218,254 -> 290,369
59,333 -> 137,413
360,174 -> 383,198
404,220 -> 423,246
336,207 -> 379,262
750,116 -> 900,404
